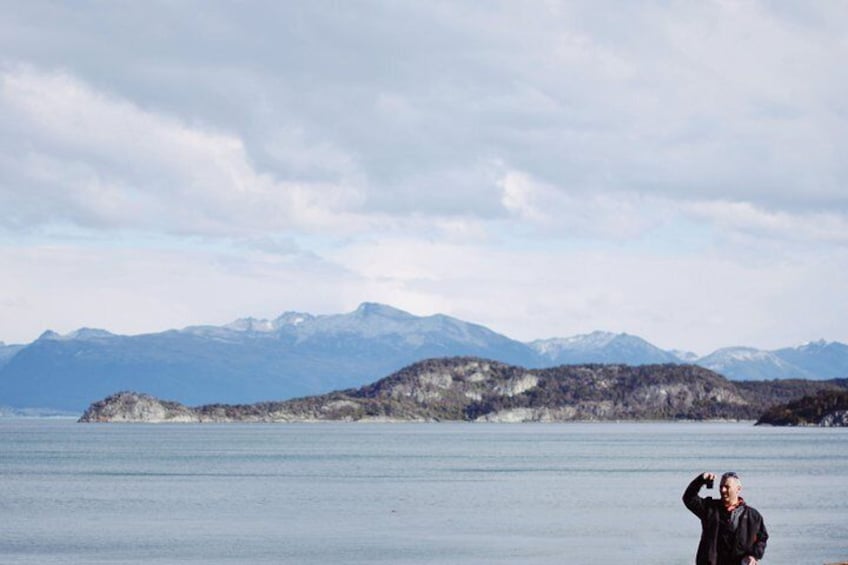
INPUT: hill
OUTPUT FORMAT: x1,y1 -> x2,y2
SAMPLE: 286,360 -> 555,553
79,357 -> 848,423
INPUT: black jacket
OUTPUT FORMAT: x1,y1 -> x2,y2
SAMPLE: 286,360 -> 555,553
682,475 -> 768,565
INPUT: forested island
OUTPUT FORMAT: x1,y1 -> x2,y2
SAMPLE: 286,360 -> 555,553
78,357 -> 848,425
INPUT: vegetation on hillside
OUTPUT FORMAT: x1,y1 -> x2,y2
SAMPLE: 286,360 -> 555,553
79,357 -> 848,424
756,389 -> 848,426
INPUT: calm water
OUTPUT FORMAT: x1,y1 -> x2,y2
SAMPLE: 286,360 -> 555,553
0,420 -> 846,565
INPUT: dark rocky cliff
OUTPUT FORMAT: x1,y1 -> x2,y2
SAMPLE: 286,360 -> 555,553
79,357 -> 848,424
756,389 -> 848,426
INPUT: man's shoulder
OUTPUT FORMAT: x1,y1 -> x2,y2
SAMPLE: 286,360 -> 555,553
742,504 -> 764,520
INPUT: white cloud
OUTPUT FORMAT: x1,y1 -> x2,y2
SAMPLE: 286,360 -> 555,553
0,66 -> 366,236
498,170 -> 665,239
685,199 -> 848,246
1,2 -> 847,352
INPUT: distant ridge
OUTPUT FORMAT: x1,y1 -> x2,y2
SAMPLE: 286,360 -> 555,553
2,302 -> 847,412
696,347 -> 811,380
0,303 -> 538,411
529,331 -> 680,365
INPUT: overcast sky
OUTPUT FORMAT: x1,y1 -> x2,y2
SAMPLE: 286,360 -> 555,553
1,1 -> 847,354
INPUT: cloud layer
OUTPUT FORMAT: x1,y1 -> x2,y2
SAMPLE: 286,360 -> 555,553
1,1 -> 846,352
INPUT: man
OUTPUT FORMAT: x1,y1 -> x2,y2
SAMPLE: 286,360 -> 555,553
682,471 -> 769,565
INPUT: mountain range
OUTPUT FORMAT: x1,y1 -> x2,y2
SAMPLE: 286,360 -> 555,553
1,302 -> 847,412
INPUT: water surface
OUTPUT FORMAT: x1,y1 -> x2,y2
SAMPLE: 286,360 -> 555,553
1,420 -> 845,564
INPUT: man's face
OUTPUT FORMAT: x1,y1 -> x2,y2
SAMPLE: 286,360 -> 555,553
720,477 -> 741,503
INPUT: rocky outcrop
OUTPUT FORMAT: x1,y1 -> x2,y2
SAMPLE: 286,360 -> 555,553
79,391 -> 200,423
756,390 -> 848,426
80,357 -> 834,423
819,410 -> 848,427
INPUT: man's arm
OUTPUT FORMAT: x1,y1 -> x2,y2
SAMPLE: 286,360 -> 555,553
682,472 -> 713,518
739,507 -> 768,565
749,510 -> 768,559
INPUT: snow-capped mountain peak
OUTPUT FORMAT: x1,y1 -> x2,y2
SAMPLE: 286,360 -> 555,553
528,331 -> 679,365
66,328 -> 116,340
223,317 -> 277,333
795,339 -> 830,352
696,347 -> 810,380
274,311 -> 315,327
353,302 -> 415,320
531,331 -> 617,356
37,329 -> 114,341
